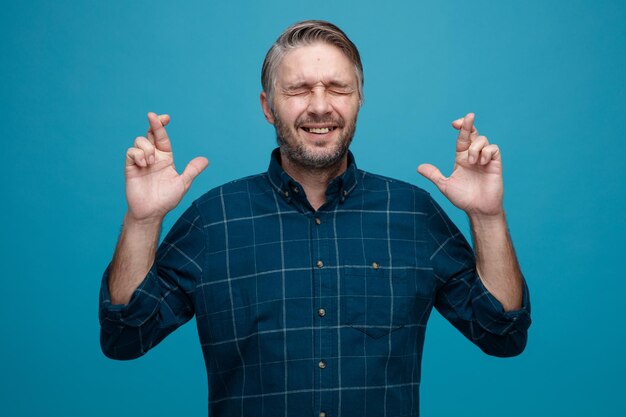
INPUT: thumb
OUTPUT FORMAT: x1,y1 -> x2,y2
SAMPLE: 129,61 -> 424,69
417,163 -> 448,191
181,157 -> 209,190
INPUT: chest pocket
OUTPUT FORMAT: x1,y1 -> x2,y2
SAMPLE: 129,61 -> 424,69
341,268 -> 417,339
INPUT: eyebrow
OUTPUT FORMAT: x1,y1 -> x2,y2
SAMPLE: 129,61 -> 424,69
282,82 -> 308,91
282,80 -> 354,91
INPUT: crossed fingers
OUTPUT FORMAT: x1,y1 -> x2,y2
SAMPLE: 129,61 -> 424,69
125,113 -> 171,168
146,113 -> 172,151
453,113 -> 501,166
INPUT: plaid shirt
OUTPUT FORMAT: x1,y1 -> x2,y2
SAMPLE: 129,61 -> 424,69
100,149 -> 531,417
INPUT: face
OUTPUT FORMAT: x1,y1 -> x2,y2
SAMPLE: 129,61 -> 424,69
261,42 -> 361,170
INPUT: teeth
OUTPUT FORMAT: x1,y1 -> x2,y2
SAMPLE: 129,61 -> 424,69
306,127 -> 331,134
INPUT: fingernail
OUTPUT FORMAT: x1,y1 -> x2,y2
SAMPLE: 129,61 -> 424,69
469,155 -> 476,164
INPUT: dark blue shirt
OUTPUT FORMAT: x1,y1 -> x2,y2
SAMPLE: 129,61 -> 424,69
99,149 -> 531,417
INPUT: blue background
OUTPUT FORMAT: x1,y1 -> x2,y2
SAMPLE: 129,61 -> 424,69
2,0 -> 625,415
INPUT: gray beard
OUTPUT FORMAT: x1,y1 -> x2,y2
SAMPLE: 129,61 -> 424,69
274,114 -> 357,170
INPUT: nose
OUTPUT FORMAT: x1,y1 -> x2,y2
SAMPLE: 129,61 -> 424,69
307,87 -> 332,116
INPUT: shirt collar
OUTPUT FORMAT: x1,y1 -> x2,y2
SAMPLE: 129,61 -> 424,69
266,148 -> 359,208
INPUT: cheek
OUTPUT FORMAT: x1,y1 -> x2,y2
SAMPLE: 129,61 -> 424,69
337,106 -> 360,123
333,96 -> 360,115
277,100 -> 308,123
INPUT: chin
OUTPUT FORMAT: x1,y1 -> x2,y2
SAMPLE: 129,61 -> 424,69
275,118 -> 355,169
297,140 -> 350,168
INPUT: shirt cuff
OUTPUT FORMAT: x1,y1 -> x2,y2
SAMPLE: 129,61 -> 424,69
98,264 -> 161,329
470,275 -> 531,336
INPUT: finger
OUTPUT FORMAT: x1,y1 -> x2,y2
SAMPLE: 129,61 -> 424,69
146,128 -> 155,145
467,135 -> 489,164
126,148 -> 147,167
158,114 -> 170,126
147,112 -> 172,152
146,114 -> 171,144
479,144 -> 501,165
134,136 -> 156,165
452,117 -> 478,137
180,157 -> 209,190
455,113 -> 475,153
417,163 -> 448,192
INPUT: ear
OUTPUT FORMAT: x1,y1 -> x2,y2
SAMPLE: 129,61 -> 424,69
260,92 -> 275,124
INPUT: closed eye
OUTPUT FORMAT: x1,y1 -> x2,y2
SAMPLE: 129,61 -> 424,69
328,88 -> 354,95
286,89 -> 309,96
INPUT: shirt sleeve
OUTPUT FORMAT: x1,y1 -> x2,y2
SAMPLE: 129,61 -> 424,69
98,202 -> 205,360
427,197 -> 531,357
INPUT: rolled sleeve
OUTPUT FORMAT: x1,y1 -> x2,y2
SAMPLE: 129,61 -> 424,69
99,264 -> 161,329
99,265 -> 165,360
470,273 -> 531,336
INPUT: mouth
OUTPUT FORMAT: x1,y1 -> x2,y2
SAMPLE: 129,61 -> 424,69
299,126 -> 338,135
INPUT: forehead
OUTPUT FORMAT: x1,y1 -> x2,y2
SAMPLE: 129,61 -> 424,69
276,42 -> 356,86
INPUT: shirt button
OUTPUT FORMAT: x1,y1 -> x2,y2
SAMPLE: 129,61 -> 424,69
315,217 -> 321,225
293,186 -> 299,193
283,190 -> 289,197
316,260 -> 324,268
318,360 -> 326,369
320,412 -> 327,417
318,308 -> 326,317
372,261 -> 380,270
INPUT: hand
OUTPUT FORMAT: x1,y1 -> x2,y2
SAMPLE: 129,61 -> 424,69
125,112 -> 209,223
417,113 -> 503,217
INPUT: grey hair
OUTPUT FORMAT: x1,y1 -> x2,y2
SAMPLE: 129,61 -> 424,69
261,20 -> 364,111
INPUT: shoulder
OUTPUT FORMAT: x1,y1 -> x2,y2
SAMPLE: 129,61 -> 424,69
356,170 -> 464,240
356,169 -> 434,207
191,172 -> 272,218
194,172 -> 269,203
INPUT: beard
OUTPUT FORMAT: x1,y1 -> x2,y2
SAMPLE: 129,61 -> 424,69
274,113 -> 357,170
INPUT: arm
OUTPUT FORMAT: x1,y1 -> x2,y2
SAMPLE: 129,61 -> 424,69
108,217 -> 161,305
108,112 -> 208,305
99,112 -> 208,359
470,212 -> 523,311
418,113 -> 523,311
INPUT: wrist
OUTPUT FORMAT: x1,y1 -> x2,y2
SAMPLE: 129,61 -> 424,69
123,213 -> 164,230
468,210 -> 507,231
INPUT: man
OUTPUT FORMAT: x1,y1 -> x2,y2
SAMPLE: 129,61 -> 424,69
100,20 -> 530,417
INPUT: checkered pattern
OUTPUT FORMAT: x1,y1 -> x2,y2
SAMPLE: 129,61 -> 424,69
100,149 -> 531,417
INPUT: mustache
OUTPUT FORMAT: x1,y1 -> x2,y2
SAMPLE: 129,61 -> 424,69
295,115 -> 345,128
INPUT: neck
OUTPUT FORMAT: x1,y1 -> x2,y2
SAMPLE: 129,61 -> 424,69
280,151 -> 348,211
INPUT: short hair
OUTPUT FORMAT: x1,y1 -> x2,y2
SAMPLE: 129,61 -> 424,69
261,20 -> 364,110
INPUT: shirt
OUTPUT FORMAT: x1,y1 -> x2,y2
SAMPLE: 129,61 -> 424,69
99,149 -> 531,417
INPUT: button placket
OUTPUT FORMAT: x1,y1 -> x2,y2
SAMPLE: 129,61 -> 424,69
311,208 -> 333,415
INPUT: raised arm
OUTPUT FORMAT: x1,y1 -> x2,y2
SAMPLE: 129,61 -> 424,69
108,112 -> 208,305
417,113 -> 523,311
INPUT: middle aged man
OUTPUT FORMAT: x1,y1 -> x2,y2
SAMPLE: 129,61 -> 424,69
100,20 -> 531,417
